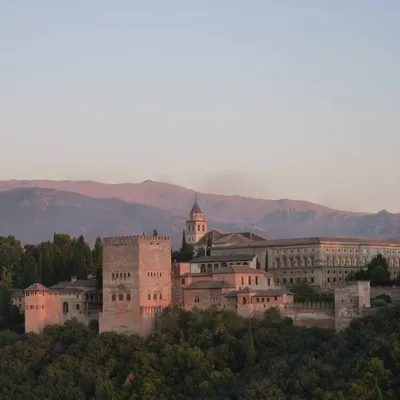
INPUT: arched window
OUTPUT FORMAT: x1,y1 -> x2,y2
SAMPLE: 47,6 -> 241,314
202,225 -> 205,232
200,264 -> 206,273
207,264 -> 212,272
63,302 -> 69,314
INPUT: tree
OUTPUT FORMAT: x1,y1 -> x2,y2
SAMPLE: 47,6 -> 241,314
244,323 -> 256,366
206,234 -> 212,256
153,230 -> 158,237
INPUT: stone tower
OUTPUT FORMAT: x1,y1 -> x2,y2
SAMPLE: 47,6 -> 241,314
185,196 -> 207,244
99,235 -> 172,336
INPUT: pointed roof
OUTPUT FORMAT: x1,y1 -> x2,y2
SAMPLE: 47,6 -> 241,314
190,201 -> 203,215
24,283 -> 49,292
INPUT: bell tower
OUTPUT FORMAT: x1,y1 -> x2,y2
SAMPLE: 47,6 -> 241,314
185,194 -> 207,244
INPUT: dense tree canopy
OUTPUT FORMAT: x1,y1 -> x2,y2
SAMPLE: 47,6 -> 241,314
0,306 -> 400,399
349,254 -> 391,286
0,234 -> 103,290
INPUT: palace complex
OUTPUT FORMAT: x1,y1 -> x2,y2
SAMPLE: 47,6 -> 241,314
18,199 -> 399,335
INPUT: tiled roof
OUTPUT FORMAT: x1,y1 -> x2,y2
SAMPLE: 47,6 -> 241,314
49,288 -> 84,293
224,288 -> 292,298
212,236 -> 400,250
195,230 -> 266,246
189,254 -> 255,263
213,265 -> 265,275
183,280 -> 235,290
25,283 -> 49,292
253,289 -> 293,296
50,279 -> 97,289
190,201 -> 203,215
181,272 -> 213,277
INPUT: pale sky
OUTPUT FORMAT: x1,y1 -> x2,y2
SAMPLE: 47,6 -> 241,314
1,1 -> 399,213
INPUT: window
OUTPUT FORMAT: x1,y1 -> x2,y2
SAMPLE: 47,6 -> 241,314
112,273 -> 114,278
127,294 -> 131,301
267,278 -> 271,286
262,297 -> 265,303
202,225 -> 205,232
153,293 -> 157,300
159,293 -> 162,300
30,305 -> 34,309
194,296 -> 200,303
181,278 -> 185,284
241,277 -> 244,285
128,272 -> 130,278
255,276 -> 259,285
63,302 -> 69,314
112,294 -> 116,301
119,294 -> 123,301
274,296 -> 278,301
124,273 -> 126,278
248,276 -> 252,285
148,293 -> 151,300
76,304 -> 80,310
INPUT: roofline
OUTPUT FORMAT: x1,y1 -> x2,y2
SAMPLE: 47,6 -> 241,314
211,236 -> 400,250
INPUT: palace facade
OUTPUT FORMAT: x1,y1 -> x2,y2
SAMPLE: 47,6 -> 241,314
17,198 -> 396,335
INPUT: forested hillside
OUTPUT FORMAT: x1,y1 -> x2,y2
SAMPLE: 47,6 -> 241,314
0,307 -> 399,399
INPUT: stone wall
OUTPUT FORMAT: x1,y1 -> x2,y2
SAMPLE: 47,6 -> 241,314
100,235 -> 171,335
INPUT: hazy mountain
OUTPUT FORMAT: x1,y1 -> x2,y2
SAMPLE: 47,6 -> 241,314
0,181 -> 399,247
0,187 -> 186,247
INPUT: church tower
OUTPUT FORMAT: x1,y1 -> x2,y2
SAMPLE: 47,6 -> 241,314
185,195 -> 207,244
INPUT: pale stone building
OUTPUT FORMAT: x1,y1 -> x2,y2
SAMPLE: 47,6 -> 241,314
99,235 -> 171,336
24,277 -> 101,334
210,237 -> 400,288
184,199 -> 265,251
185,200 -> 208,245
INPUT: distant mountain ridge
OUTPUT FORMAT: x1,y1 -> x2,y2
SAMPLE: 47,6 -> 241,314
0,180 -> 399,246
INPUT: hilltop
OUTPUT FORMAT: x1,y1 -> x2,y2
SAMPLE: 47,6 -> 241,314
0,180 -> 399,245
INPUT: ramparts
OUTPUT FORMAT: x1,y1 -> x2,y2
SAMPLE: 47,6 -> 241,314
102,235 -> 170,246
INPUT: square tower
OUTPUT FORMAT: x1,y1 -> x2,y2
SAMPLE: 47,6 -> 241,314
99,235 -> 171,336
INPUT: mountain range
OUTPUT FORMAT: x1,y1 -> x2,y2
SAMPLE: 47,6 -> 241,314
0,179 -> 399,248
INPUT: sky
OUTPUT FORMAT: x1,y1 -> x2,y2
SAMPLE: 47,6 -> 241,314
1,1 -> 399,213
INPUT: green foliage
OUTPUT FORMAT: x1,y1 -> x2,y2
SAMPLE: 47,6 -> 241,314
0,234 -> 103,291
2,307 -> 400,398
349,254 -> 391,286
376,294 -> 392,303
172,230 -> 194,262
152,229 -> 158,236
372,299 -> 388,308
291,283 -> 334,304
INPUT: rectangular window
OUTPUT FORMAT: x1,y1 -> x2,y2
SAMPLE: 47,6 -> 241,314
153,293 -> 157,300
112,294 -> 116,301
119,294 -> 123,301
248,276 -> 252,285
181,278 -> 185,284
255,276 -> 259,285
241,277 -> 244,285
267,278 -> 271,286
76,304 -> 80,310
127,294 -> 131,301
194,296 -> 200,303
148,293 -> 151,300
159,293 -> 162,300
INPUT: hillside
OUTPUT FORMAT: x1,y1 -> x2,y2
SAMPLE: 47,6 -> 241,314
0,179 -> 354,223
0,181 -> 399,246
0,187 -> 186,246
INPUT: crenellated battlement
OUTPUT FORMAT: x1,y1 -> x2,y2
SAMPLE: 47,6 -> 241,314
102,235 -> 170,246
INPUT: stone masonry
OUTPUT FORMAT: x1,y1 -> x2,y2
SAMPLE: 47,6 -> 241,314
99,235 -> 171,336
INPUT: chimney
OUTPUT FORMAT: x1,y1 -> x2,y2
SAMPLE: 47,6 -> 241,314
71,276 -> 77,283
